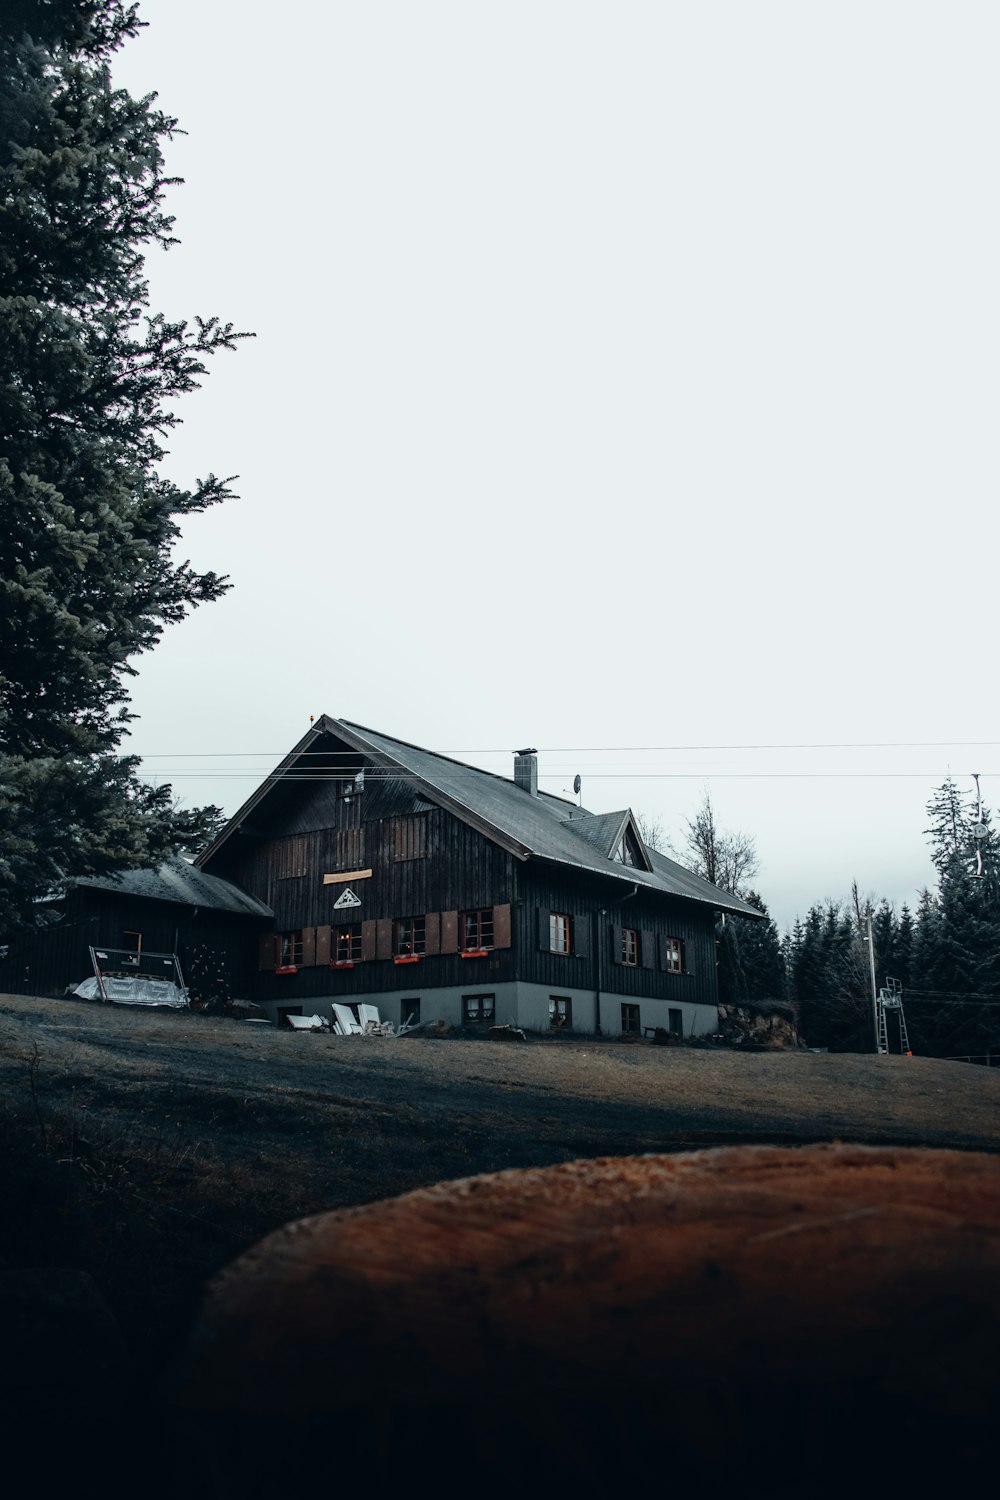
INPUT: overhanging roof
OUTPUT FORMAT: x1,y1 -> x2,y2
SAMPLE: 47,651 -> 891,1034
198,716 -> 762,920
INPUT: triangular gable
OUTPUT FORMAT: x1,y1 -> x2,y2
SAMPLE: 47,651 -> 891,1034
196,715 -> 534,869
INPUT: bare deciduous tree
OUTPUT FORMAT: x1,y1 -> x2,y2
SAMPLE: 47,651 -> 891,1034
634,811 -> 668,854
682,792 -> 759,896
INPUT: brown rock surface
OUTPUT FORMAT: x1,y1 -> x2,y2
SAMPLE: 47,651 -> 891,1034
175,1145 -> 1000,1496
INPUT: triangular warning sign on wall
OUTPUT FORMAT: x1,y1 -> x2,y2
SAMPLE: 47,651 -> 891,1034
333,887 -> 362,909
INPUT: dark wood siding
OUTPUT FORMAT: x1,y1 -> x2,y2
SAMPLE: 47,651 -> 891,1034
0,888 -> 261,1001
516,867 -> 718,1008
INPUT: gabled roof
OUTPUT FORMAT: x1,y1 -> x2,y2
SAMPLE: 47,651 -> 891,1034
75,857 -> 272,918
198,716 -> 762,920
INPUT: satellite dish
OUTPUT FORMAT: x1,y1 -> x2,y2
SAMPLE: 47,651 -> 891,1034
973,822 -> 988,839
573,775 -> 582,796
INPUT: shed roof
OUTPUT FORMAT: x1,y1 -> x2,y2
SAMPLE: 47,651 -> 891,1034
75,857 -> 272,918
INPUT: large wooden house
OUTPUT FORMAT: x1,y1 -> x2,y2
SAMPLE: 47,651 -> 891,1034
194,717 -> 761,1036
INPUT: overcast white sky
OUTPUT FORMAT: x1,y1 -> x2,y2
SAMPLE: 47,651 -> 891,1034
112,2 -> 999,931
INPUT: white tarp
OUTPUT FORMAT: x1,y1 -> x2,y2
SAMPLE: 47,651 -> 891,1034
74,975 -> 188,1009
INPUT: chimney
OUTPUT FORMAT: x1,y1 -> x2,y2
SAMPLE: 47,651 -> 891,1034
513,747 -> 538,796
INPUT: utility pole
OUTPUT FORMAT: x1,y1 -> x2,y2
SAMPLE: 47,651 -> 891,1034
866,910 -> 879,1053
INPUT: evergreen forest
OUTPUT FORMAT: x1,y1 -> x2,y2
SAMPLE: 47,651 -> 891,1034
715,779 -> 1000,1059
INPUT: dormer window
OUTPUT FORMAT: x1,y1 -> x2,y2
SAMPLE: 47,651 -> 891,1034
615,826 -> 644,867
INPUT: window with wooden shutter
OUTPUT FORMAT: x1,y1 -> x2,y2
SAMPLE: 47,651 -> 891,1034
274,836 -> 311,880
279,931 -> 303,967
661,935 -> 684,974
460,909 -> 493,952
375,919 -> 393,961
549,912 -> 571,954
301,927 -> 317,967
334,925 -> 363,963
394,916 -> 426,956
440,910 -> 458,954
258,933 -> 278,971
492,903 -> 511,949
640,930 -> 656,969
392,816 -> 428,861
315,926 -> 331,965
331,827 -> 365,871
361,921 -> 377,962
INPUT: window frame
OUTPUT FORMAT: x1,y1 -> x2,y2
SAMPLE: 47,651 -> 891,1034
621,1002 -> 641,1034
663,936 -> 683,974
621,927 -> 639,966
279,930 -> 303,968
394,916 -> 426,957
333,925 -> 362,964
461,908 -> 494,953
549,996 -> 572,1030
462,993 -> 496,1024
549,912 -> 571,954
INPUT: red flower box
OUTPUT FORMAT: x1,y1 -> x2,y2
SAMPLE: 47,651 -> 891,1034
329,961 -> 354,970
275,965 -> 298,976
394,954 -> 421,965
460,949 -> 490,959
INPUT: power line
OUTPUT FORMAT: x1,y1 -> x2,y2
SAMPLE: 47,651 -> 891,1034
122,739 -> 1000,758
143,770 -> 999,782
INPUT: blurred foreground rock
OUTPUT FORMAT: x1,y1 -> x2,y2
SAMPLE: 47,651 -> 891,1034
173,1144 -> 1000,1498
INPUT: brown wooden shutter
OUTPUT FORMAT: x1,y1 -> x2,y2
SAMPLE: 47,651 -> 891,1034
572,914 -> 590,959
258,932 -> 277,971
493,903 -> 511,949
440,910 -> 458,954
301,927 -> 317,967
425,912 -> 441,955
376,918 -> 393,960
361,921 -> 377,962
640,930 -> 655,969
612,925 -> 624,964
315,925 -> 331,965
538,909 -> 551,951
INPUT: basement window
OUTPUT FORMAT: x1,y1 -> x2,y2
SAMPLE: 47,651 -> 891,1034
621,1003 -> 641,1034
463,994 -> 495,1024
549,996 -> 572,1030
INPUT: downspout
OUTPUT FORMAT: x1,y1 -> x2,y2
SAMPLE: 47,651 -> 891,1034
596,881 -> 639,1035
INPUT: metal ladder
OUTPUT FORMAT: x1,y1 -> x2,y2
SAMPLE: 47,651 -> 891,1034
876,978 -> 912,1056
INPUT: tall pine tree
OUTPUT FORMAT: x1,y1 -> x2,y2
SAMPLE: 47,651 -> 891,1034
1,2 -> 245,931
